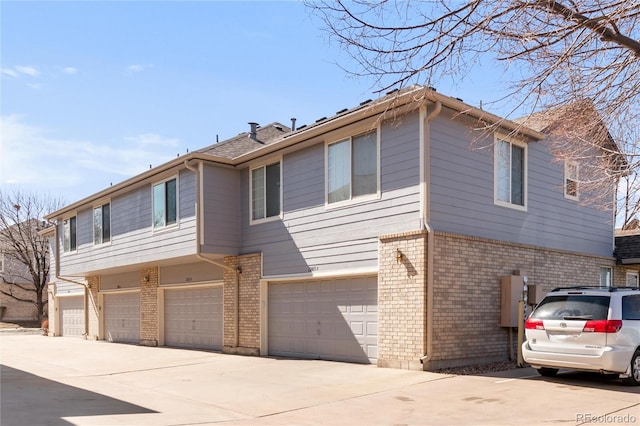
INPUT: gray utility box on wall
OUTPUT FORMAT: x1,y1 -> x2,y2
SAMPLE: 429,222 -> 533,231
500,275 -> 524,327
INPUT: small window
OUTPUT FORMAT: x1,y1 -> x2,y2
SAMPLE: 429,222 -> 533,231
153,178 -> 177,228
495,135 -> 527,209
599,266 -> 612,288
93,203 -> 111,245
63,216 -> 77,252
626,271 -> 639,288
251,161 -> 281,222
0,252 -> 4,272
327,130 -> 378,204
565,161 -> 579,200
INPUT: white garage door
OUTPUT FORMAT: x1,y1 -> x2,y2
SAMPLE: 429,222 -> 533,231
104,292 -> 140,344
164,287 -> 223,350
59,296 -> 84,337
268,276 -> 378,364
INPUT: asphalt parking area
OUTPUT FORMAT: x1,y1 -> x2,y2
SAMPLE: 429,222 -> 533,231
1,335 -> 638,425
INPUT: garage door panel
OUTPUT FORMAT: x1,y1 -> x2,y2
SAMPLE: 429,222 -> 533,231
268,277 -> 377,364
164,287 -> 222,351
59,296 -> 84,338
104,292 -> 140,344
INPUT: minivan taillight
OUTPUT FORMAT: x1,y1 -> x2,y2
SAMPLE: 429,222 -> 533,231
582,320 -> 623,333
525,318 -> 545,330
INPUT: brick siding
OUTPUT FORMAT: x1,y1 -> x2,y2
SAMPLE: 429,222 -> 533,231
86,276 -> 100,339
378,230 -> 428,370
223,253 -> 261,356
427,231 -> 616,369
0,282 -> 39,321
140,267 -> 159,346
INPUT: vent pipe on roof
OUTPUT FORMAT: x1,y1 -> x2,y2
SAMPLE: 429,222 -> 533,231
291,118 -> 296,132
249,122 -> 259,140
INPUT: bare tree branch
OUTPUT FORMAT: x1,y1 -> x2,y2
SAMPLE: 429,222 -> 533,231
0,190 -> 64,321
308,0 -> 640,227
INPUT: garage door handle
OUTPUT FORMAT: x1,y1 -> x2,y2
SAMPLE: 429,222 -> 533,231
192,319 -> 196,330
317,320 -> 321,335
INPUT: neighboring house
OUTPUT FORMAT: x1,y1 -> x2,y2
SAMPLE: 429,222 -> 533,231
614,229 -> 640,287
45,86 -> 623,370
0,222 -> 47,322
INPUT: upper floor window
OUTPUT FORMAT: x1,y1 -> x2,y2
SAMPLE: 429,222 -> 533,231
327,130 -> 378,204
251,161 -> 281,222
495,135 -> 527,209
93,203 -> 111,245
153,178 -> 177,228
63,216 -> 77,252
564,161 -> 579,200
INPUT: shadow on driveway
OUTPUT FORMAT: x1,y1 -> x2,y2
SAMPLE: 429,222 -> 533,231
1,364 -> 156,426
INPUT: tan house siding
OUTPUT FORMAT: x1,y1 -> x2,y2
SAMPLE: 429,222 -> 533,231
223,253 -> 261,356
378,230 -> 428,370
87,275 -> 100,340
140,266 -> 159,346
0,282 -> 38,321
427,232 -> 616,369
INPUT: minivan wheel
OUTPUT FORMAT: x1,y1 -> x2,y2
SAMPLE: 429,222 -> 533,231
537,367 -> 559,377
621,350 -> 640,386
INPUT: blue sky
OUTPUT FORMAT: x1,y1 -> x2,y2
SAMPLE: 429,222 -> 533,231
1,1 -> 506,205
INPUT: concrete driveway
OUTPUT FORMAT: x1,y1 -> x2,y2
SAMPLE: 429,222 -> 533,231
1,334 -> 638,425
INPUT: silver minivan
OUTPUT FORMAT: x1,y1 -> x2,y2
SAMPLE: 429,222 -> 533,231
522,287 -> 640,385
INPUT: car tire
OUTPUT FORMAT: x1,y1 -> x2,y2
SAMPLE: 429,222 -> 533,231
621,350 -> 640,386
537,367 -> 559,377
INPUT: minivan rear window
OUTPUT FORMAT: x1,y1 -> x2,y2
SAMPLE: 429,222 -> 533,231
531,295 -> 610,320
622,295 -> 640,320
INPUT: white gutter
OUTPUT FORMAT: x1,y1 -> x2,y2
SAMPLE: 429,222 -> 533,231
184,160 -> 242,347
420,101 -> 441,367
51,225 -> 91,338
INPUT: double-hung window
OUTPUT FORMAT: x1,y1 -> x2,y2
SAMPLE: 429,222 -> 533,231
63,216 -> 77,252
93,203 -> 111,245
153,178 -> 177,228
564,161 -> 579,200
599,266 -> 612,288
327,130 -> 378,204
251,161 -> 281,222
495,135 -> 526,209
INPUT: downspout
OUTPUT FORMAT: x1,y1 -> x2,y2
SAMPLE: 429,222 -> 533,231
52,225 -> 90,338
184,160 -> 242,347
420,100 -> 441,366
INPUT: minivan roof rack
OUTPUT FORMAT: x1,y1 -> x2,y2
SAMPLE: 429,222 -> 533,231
551,286 -> 640,292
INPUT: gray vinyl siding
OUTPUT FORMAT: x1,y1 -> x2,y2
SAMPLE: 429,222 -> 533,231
428,111 -> 613,257
242,113 -> 422,276
55,280 -> 85,296
58,169 -> 197,276
201,164 -> 241,255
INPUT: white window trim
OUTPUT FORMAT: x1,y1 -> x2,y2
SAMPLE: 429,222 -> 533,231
324,127 -> 381,209
93,200 -> 112,246
599,266 -> 612,288
564,160 -> 579,201
493,133 -> 528,212
249,157 -> 283,225
152,175 -> 179,232
62,215 -> 78,254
